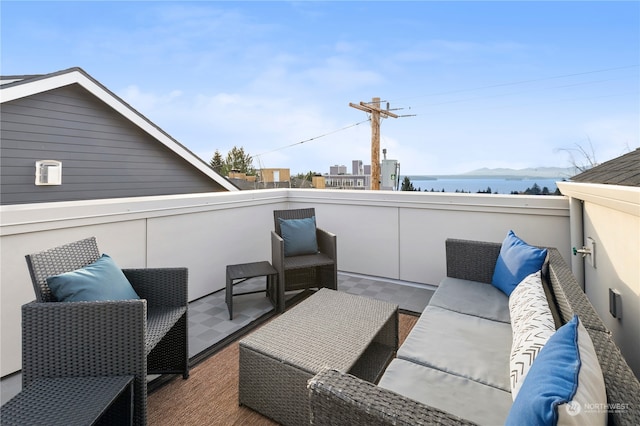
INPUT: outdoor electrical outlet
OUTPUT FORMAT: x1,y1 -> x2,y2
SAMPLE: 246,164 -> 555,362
586,237 -> 596,268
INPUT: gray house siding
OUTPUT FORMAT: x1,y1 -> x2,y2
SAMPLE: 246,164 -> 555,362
1,84 -> 226,205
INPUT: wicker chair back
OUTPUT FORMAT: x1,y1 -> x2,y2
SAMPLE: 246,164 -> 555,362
25,236 -> 100,302
273,207 -> 316,236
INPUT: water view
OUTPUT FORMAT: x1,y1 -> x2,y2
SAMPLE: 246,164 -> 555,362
403,177 -> 564,194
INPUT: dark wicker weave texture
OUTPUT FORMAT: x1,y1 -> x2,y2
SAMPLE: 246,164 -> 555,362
308,239 -> 640,426
23,237 -> 190,426
1,376 -> 134,426
271,208 -> 337,311
308,368 -> 477,426
445,238 -> 501,284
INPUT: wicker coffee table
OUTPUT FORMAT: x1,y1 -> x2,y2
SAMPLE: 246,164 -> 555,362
239,288 -> 398,425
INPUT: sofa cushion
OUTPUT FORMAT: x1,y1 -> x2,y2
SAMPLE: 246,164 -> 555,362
379,358 -> 513,426
432,276 -> 510,323
397,305 -> 512,392
46,254 -> 140,302
492,230 -> 547,296
506,315 -> 606,426
278,216 -> 319,257
509,270 -> 556,398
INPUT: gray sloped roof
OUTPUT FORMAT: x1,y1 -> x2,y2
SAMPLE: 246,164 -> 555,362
571,148 -> 640,187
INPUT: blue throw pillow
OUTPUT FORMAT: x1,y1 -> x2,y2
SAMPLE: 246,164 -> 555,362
47,254 -> 140,302
506,315 -> 606,426
492,230 -> 547,296
279,216 -> 319,257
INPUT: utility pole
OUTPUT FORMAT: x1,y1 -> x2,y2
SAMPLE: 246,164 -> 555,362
349,97 -> 398,190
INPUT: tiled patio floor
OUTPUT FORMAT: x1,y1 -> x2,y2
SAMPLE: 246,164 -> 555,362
189,272 -> 434,359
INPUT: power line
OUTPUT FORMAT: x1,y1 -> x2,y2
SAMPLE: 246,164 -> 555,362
386,64 -> 639,104
415,91 -> 638,117
254,119 -> 370,158
253,65 -> 636,164
416,76 -> 634,108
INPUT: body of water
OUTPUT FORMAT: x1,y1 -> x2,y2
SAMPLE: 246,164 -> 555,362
404,177 -> 564,194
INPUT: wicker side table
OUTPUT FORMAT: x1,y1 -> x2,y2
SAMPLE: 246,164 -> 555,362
239,288 -> 398,425
0,375 -> 134,426
226,261 -> 279,320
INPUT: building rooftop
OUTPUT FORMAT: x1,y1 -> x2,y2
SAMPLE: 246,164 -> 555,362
571,148 -> 640,187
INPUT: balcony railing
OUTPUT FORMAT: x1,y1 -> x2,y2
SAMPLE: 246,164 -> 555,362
0,188 -> 570,378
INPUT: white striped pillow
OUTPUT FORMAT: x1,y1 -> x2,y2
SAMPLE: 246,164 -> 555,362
509,270 -> 556,399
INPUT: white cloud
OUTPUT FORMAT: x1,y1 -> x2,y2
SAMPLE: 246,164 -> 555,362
54,1 -> 636,176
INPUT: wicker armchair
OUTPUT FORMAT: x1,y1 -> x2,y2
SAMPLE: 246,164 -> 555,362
24,237 -> 189,426
271,208 -> 337,311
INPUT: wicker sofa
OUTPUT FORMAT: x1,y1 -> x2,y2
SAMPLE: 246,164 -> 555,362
308,238 -> 640,426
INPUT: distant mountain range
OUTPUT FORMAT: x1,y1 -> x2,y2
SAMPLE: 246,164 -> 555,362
408,167 -> 575,180
460,167 -> 575,178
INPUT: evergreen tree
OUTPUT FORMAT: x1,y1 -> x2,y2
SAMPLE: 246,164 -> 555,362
225,146 -> 255,175
401,176 -> 417,191
209,150 -> 224,173
210,146 -> 256,176
530,183 -> 541,195
524,183 -> 541,195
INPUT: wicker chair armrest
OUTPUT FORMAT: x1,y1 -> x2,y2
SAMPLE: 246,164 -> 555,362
316,228 -> 336,260
21,300 -> 147,386
445,238 -> 501,284
123,268 -> 188,307
308,368 -> 478,426
271,231 -> 285,274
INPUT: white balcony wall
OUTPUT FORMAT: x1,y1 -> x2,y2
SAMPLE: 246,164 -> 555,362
1,189 -> 569,376
287,189 -> 570,285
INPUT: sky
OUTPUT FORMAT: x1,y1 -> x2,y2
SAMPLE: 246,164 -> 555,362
2,1 -> 639,175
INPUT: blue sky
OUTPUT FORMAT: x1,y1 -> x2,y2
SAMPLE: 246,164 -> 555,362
2,1 -> 639,175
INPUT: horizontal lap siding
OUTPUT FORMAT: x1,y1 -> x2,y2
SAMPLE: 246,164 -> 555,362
1,84 -> 225,204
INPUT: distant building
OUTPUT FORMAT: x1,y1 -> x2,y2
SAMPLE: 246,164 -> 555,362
311,175 -> 325,189
260,168 -> 290,184
330,164 -> 347,175
325,160 -> 371,190
228,168 -> 291,190
352,160 -> 363,175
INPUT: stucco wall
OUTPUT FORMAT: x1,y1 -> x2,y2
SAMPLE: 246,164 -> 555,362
559,181 -> 640,378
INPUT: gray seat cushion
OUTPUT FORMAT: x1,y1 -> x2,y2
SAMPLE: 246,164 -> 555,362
430,277 -> 511,323
379,358 -> 513,426
397,305 -> 512,392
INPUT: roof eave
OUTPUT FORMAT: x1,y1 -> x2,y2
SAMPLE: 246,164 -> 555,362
558,181 -> 640,216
